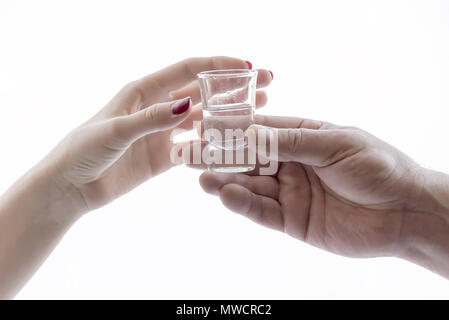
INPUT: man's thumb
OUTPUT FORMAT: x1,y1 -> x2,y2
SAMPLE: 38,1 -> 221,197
246,124 -> 363,167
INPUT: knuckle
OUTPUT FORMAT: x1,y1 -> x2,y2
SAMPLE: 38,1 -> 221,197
120,81 -> 143,104
341,127 -> 368,147
287,129 -> 302,154
181,57 -> 198,73
209,56 -> 219,69
319,129 -> 367,167
145,105 -> 161,122
254,197 -> 271,226
181,57 -> 196,65
108,118 -> 125,138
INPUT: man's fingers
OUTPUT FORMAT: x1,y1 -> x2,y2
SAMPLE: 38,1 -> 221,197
277,162 -> 314,241
247,124 -> 365,167
108,97 -> 192,145
218,184 -> 284,232
199,171 -> 279,199
255,114 -> 327,130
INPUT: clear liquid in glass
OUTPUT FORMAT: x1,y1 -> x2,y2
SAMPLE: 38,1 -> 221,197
202,103 -> 255,172
203,103 -> 253,150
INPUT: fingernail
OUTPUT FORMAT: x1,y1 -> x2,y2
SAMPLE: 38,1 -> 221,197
245,60 -> 252,70
269,71 -> 273,80
171,97 -> 191,115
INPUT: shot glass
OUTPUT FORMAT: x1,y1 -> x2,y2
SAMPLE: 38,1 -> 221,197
198,69 -> 258,173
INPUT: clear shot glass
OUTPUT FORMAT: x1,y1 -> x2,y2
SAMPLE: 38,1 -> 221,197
198,69 -> 258,173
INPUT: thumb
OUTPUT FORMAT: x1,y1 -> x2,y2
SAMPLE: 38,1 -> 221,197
110,96 -> 192,143
246,124 -> 364,167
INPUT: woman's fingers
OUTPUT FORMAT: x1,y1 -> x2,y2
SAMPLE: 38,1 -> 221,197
218,184 -> 284,232
107,97 -> 192,146
257,69 -> 274,88
175,103 -> 203,131
133,57 -> 249,105
92,57 -> 251,122
255,90 -> 268,108
169,69 -> 273,104
170,81 -> 202,104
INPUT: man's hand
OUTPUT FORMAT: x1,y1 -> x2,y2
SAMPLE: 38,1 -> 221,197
199,115 -> 449,277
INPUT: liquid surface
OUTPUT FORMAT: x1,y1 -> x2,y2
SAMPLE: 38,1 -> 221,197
203,103 -> 254,150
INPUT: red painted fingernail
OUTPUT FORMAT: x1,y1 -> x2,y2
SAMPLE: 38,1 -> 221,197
172,97 -> 191,115
269,70 -> 273,80
245,60 -> 252,70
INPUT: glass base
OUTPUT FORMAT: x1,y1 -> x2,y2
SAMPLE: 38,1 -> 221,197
208,164 -> 255,173
204,142 -> 256,173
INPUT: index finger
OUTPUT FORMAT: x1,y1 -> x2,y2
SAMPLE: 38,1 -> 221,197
255,114 -> 332,130
135,56 -> 249,105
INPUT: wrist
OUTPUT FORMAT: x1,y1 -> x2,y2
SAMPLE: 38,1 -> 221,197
415,168 -> 449,220
0,159 -> 86,298
7,160 -> 88,227
396,167 -> 449,277
38,160 -> 88,222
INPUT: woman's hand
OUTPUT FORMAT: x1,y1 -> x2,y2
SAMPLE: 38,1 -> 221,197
199,115 -> 449,277
48,57 -> 273,213
0,56 -> 273,298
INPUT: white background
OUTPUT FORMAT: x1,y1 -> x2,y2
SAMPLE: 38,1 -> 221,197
1,0 -> 448,299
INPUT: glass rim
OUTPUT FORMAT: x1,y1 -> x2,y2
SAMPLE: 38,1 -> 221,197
197,69 -> 257,78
